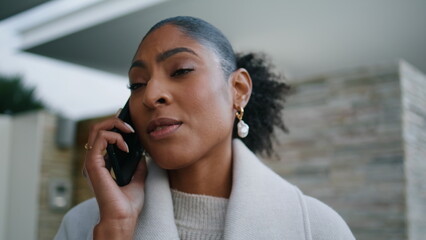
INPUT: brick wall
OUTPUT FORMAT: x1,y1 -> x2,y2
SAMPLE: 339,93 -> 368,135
37,113 -> 74,240
262,66 -> 406,240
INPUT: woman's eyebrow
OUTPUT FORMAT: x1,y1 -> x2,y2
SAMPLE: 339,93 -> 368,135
129,60 -> 145,72
129,47 -> 198,72
156,47 -> 198,62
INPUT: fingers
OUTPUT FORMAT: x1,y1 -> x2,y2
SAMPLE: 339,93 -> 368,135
121,157 -> 148,212
92,130 -> 129,155
129,157 -> 148,187
85,130 -> 129,182
83,116 -> 137,195
81,112 -> 147,225
84,131 -> 125,197
87,117 -> 135,150
104,154 -> 111,172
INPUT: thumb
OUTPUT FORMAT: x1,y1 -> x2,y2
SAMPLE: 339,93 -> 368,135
129,157 -> 148,187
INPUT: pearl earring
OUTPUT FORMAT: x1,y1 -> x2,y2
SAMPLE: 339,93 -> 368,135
236,107 -> 249,138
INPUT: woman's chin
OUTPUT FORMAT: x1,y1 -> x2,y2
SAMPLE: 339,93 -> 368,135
149,152 -> 194,170
154,161 -> 193,171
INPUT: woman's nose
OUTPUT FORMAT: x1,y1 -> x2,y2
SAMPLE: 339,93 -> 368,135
142,78 -> 172,109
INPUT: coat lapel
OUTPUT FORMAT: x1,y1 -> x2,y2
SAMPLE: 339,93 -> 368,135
134,160 -> 180,239
134,140 -> 310,239
224,139 -> 310,239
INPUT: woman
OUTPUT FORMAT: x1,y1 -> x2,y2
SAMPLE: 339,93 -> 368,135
55,16 -> 355,240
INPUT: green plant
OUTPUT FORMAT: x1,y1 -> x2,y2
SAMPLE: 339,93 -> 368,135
0,75 -> 44,115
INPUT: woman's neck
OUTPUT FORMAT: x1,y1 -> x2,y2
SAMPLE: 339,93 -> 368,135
167,139 -> 233,198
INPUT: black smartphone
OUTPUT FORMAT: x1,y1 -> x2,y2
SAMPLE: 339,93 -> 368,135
106,100 -> 144,186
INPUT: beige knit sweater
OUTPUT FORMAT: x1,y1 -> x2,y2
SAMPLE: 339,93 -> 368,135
171,189 -> 228,240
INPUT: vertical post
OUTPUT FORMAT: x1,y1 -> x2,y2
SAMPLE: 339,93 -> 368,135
6,112 -> 44,240
400,61 -> 426,240
0,115 -> 12,240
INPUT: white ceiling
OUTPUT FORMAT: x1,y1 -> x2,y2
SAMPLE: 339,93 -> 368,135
23,0 -> 426,80
1,0 -> 425,120
0,0 -> 49,20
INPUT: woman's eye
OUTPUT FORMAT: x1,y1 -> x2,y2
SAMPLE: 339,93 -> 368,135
127,83 -> 146,91
171,68 -> 194,77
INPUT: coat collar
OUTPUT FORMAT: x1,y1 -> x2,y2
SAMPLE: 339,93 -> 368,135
134,139 -> 309,239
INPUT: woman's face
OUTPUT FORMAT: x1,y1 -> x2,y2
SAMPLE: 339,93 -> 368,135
128,24 -> 235,169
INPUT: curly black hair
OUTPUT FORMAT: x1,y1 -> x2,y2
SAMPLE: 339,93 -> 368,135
144,16 -> 290,156
233,53 -> 290,156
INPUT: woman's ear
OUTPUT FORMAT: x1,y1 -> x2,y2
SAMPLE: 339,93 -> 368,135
230,68 -> 252,109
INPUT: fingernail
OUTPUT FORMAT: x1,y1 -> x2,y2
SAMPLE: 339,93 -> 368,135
124,122 -> 135,133
115,108 -> 122,117
124,142 -> 129,153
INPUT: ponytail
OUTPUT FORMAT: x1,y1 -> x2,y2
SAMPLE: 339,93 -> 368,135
233,53 -> 290,156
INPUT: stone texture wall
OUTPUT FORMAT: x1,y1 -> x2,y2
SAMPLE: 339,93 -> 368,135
263,67 -> 406,240
37,113 -> 74,240
400,61 -> 426,240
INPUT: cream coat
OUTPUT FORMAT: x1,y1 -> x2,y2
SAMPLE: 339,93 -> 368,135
54,139 -> 355,239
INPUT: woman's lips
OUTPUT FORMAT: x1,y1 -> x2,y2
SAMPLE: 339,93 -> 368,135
147,118 -> 182,139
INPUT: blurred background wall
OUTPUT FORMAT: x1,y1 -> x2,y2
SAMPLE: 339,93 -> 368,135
0,0 -> 425,239
0,112 -> 74,240
267,65 -> 404,239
